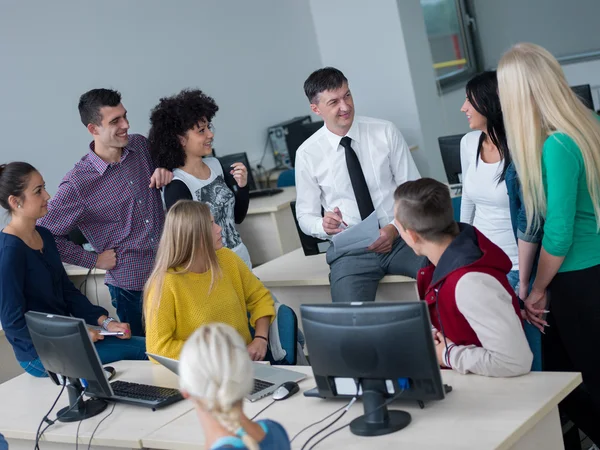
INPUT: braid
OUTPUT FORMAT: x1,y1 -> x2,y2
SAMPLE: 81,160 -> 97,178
240,432 -> 260,450
213,407 -> 259,450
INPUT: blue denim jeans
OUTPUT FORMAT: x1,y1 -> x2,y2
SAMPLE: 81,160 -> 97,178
506,270 -> 542,372
0,433 -> 7,450
107,284 -> 144,337
19,336 -> 148,377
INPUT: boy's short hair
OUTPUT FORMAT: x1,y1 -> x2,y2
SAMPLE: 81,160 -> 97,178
394,178 -> 458,242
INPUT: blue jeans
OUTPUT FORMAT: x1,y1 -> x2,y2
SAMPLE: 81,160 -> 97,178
0,433 -> 7,450
107,284 -> 144,337
19,336 -> 148,377
506,270 -> 543,372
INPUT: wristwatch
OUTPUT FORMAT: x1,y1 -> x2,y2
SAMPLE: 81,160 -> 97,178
101,317 -> 116,331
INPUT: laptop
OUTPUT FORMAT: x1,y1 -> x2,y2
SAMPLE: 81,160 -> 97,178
147,353 -> 306,402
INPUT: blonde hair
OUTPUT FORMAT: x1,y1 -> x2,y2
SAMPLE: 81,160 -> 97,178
143,200 -> 221,321
497,42 -> 600,233
179,323 -> 258,450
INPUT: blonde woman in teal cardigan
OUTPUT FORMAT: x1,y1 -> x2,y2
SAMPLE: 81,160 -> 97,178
498,42 -> 600,446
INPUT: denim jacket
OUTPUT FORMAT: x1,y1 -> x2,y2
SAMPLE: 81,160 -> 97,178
505,163 -> 543,244
506,163 -> 543,292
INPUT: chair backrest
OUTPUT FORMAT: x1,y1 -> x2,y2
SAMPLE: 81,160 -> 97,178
290,201 -> 330,256
277,169 -> 296,188
273,304 -> 298,365
438,134 -> 465,185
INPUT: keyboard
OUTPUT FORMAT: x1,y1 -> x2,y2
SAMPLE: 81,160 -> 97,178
110,380 -> 183,409
248,188 -> 284,199
251,379 -> 275,395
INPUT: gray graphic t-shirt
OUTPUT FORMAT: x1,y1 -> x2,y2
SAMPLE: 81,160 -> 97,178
172,158 -> 251,268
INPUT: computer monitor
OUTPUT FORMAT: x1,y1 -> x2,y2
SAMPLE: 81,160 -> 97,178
288,121 -> 324,168
68,227 -> 88,246
216,152 -> 258,191
300,302 -> 445,437
25,311 -> 113,422
571,84 -> 594,110
438,134 -> 465,185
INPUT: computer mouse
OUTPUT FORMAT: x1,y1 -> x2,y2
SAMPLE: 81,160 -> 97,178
272,381 -> 300,401
103,366 -> 116,381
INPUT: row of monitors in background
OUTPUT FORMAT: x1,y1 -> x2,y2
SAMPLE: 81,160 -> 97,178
440,84 -> 596,185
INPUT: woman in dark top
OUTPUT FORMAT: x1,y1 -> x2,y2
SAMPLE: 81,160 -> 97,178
149,89 -> 253,268
0,162 -> 147,377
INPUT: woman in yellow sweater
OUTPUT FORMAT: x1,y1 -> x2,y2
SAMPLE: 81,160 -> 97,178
144,200 -> 275,361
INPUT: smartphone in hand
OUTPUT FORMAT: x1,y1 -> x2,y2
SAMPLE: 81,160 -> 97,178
100,330 -> 124,337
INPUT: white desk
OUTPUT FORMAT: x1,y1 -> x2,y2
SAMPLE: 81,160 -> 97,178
237,187 -> 301,266
0,362 -> 581,450
144,366 -> 581,450
1,361 -> 193,450
253,248 -> 419,327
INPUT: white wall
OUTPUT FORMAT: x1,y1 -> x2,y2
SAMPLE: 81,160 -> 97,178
472,0 -> 600,71
0,0 -> 322,194
439,58 -> 600,138
308,0 -> 447,181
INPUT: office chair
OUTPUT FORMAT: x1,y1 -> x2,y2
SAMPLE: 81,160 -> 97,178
290,201 -> 330,256
438,134 -> 465,185
248,303 -> 304,365
277,169 -> 295,187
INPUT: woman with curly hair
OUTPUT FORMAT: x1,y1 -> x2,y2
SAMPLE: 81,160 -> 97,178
149,89 -> 252,268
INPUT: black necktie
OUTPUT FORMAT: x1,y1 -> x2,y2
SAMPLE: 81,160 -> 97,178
340,136 -> 375,220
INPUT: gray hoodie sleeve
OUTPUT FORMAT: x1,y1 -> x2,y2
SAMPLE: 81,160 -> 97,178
445,272 -> 533,377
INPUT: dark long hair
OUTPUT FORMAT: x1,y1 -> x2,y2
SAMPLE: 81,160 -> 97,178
466,71 -> 511,183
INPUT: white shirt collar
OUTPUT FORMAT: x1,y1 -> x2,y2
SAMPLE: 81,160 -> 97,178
324,119 -> 360,151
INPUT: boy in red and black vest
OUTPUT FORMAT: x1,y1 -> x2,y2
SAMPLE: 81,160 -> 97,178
394,178 -> 532,377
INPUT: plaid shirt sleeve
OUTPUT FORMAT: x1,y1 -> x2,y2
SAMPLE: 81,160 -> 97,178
37,180 -> 98,269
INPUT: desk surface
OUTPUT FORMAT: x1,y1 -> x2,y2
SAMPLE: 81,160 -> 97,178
143,366 -> 581,450
253,248 -> 415,287
0,361 -> 192,449
63,263 -> 106,277
0,362 -> 580,450
247,186 -> 297,215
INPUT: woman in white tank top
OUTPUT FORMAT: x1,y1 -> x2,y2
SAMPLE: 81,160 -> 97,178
459,72 -> 519,289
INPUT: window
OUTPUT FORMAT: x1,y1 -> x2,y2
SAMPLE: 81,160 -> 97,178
421,0 -> 479,89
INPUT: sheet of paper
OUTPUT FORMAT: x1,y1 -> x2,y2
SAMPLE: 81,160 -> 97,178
331,211 -> 380,253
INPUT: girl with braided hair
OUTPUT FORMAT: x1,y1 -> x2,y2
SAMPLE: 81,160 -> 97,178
179,323 -> 290,449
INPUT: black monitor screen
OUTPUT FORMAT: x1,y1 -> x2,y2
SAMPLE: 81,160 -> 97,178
25,311 -> 112,399
438,134 -> 464,185
571,84 -> 594,110
300,302 -> 444,402
217,152 -> 257,191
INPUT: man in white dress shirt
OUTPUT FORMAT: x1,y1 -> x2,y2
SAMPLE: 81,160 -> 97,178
295,67 -> 427,303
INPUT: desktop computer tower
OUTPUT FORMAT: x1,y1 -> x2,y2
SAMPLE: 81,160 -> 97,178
268,116 -> 323,168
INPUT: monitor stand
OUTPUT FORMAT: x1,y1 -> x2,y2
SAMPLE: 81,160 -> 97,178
57,378 -> 108,423
349,380 -> 411,437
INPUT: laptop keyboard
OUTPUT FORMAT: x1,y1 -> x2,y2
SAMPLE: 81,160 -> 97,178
248,188 -> 283,199
252,379 -> 275,395
110,380 -> 182,406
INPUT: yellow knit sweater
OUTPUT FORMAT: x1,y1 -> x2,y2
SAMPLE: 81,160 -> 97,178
145,248 -> 275,360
